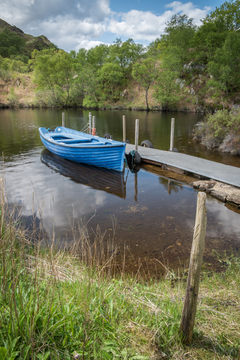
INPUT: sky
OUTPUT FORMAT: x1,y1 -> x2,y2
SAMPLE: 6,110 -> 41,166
0,0 -> 225,51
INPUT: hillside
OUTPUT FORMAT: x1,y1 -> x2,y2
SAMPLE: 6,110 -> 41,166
0,18 -> 56,60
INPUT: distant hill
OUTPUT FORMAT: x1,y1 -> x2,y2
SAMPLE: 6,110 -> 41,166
0,18 -> 57,61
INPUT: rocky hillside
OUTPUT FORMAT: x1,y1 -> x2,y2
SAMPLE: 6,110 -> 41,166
0,18 -> 56,59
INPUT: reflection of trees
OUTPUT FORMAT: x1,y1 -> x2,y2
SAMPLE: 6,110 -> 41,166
158,177 -> 183,194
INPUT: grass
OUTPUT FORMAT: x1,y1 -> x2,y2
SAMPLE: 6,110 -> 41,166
0,195 -> 240,359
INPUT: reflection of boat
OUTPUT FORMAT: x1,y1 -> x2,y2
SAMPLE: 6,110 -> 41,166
39,127 -> 126,172
41,150 -> 126,199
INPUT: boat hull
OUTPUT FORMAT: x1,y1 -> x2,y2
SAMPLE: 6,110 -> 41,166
39,127 -> 126,172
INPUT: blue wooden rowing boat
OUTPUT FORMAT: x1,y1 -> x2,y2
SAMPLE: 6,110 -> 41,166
39,127 -> 126,172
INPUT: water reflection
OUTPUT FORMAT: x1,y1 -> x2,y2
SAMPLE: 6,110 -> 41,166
41,150 -> 126,199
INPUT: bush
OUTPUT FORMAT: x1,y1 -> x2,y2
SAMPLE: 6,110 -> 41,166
7,87 -> 18,106
194,108 -> 240,152
82,95 -> 99,108
207,109 -> 240,139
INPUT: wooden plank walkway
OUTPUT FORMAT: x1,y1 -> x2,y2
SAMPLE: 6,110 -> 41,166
126,144 -> 240,188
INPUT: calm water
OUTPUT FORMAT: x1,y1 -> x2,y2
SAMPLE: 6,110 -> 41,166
0,109 -> 239,275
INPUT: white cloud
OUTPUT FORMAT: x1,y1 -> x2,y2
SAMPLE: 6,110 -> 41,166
36,16 -> 107,50
1,0 -> 110,25
166,1 -> 211,25
75,40 -> 106,51
108,10 -> 168,42
108,2 -> 211,42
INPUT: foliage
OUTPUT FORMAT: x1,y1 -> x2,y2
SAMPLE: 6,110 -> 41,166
204,0 -> 240,31
98,62 -> 125,102
109,38 -> 143,77
194,108 -> 240,151
208,32 -> 240,94
162,15 -> 196,74
7,87 -> 18,106
154,70 -> 182,110
132,58 -> 158,109
33,49 -> 78,106
0,29 -> 25,58
0,56 -> 12,81
206,109 -> 240,139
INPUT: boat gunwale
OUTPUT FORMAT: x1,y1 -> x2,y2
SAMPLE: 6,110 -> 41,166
39,129 -> 125,149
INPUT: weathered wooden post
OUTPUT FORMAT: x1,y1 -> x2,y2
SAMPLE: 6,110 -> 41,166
180,192 -> 207,344
88,112 -> 92,135
135,119 -> 139,151
92,115 -> 96,135
122,115 -> 126,142
62,112 -> 65,127
170,118 -> 175,151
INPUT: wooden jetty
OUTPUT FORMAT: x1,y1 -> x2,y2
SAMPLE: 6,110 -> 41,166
126,144 -> 240,188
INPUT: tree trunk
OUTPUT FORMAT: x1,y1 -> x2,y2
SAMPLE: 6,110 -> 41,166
145,86 -> 150,111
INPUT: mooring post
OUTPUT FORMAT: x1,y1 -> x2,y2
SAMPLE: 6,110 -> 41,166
122,115 -> 126,142
135,119 -> 139,151
62,112 -> 65,127
88,112 -> 92,135
170,118 -> 175,151
92,115 -> 96,135
180,192 -> 207,344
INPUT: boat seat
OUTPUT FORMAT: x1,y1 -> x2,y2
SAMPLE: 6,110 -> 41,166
54,138 -> 92,144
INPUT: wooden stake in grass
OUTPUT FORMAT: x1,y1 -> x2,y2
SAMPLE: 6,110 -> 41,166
180,191 -> 207,344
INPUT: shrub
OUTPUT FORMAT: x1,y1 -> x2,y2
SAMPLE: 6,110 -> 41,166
207,109 -> 240,139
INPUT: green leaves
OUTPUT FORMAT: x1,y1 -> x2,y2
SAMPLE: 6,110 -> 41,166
208,32 -> 240,94
33,49 -> 78,106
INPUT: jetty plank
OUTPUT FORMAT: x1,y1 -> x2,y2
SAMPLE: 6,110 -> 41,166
126,144 -> 240,188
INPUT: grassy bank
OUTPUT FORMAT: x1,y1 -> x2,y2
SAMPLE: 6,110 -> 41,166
0,205 -> 240,359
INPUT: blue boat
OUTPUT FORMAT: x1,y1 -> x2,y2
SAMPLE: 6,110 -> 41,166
39,126 -> 126,172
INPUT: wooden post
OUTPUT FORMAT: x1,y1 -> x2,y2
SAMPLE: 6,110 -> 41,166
135,119 -> 139,151
88,112 -> 92,135
122,115 -> 126,142
92,115 -> 96,135
62,112 -> 65,127
180,192 -> 207,344
170,118 -> 175,151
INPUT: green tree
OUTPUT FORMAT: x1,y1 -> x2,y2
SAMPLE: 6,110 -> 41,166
208,32 -> 240,94
109,39 -> 143,78
86,44 -> 109,69
162,15 -> 196,74
132,58 -> 158,110
193,0 -> 240,65
204,0 -> 240,31
33,49 -> 77,105
98,63 -> 124,102
154,70 -> 182,111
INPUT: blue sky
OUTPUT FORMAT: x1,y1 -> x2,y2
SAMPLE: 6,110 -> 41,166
111,0 -> 222,13
0,0 -> 226,51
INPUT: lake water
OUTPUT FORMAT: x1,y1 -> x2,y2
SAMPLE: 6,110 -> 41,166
0,109 -> 239,276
